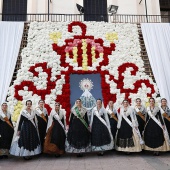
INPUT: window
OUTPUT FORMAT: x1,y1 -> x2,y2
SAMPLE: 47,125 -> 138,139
159,0 -> 170,22
84,0 -> 108,22
2,0 -> 27,21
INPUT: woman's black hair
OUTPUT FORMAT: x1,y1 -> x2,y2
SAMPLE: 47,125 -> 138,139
38,100 -> 44,104
55,102 -> 60,106
96,99 -> 102,102
136,98 -> 141,102
26,100 -> 32,105
161,98 -> 167,102
122,99 -> 129,103
1,102 -> 7,106
149,97 -> 155,103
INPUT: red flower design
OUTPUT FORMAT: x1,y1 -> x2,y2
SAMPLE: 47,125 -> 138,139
14,21 -> 156,125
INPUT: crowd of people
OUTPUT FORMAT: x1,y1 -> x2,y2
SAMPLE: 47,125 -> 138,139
0,97 -> 170,160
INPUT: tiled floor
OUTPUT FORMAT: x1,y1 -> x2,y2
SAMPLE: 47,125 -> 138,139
1,151 -> 170,170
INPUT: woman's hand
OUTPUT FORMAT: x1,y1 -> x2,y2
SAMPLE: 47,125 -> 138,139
66,125 -> 69,131
111,113 -> 114,118
17,131 -> 20,136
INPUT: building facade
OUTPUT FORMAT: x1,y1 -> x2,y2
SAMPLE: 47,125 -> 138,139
0,0 -> 161,15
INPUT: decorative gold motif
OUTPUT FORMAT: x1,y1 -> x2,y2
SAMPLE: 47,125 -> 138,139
49,32 -> 62,43
82,39 -> 88,71
106,32 -> 118,43
12,101 -> 23,122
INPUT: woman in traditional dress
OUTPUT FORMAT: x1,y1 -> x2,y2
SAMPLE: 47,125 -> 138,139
10,100 -> 41,160
65,99 -> 91,157
144,98 -> 169,155
160,98 -> 170,136
44,102 -> 66,157
106,101 -> 118,140
0,103 -> 14,159
133,98 -> 147,136
90,99 -> 114,156
35,100 -> 48,149
115,100 -> 143,153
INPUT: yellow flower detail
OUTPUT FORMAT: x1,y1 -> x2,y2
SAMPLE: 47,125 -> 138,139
12,101 -> 23,122
82,39 -> 88,71
66,52 -> 69,57
92,46 -> 96,63
99,53 -> 104,57
145,98 -> 150,107
73,47 -> 78,63
106,32 -> 118,43
82,65 -> 88,70
49,32 -> 62,43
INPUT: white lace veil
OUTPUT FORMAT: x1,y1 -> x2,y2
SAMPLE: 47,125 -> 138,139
70,99 -> 87,119
71,99 -> 87,112
0,102 -> 10,118
47,102 -> 66,131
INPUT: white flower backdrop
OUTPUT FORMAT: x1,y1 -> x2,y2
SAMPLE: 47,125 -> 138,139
6,21 -> 159,123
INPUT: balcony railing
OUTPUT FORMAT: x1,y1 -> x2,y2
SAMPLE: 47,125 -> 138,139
0,14 -> 170,23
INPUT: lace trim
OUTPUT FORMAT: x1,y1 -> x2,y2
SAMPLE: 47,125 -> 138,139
116,137 -> 134,148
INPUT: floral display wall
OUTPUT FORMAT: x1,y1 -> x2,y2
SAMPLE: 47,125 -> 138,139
7,21 -> 158,124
